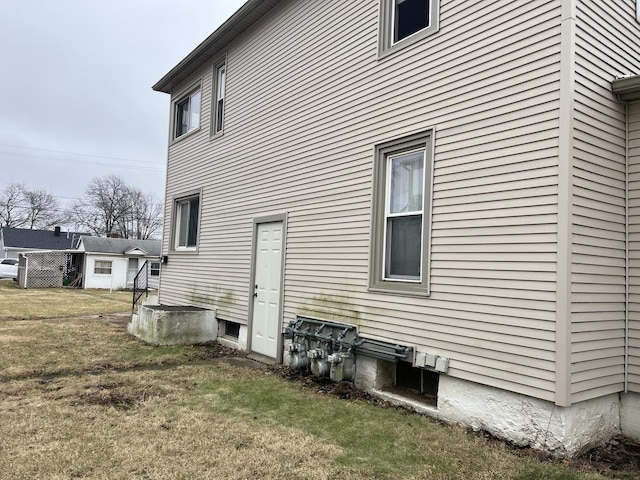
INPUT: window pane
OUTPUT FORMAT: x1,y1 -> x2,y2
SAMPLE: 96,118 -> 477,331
178,202 -> 189,247
187,197 -> 199,247
394,0 -> 430,42
190,90 -> 201,131
386,214 -> 422,278
217,66 -> 226,100
175,98 -> 189,136
216,100 -> 224,132
390,150 -> 424,213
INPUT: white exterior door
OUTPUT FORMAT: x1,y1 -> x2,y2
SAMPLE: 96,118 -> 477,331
251,221 -> 283,358
126,258 -> 138,289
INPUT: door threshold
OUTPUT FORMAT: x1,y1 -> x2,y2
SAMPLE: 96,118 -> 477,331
247,352 -> 278,365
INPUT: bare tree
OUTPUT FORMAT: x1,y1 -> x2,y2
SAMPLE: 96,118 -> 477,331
0,183 -> 66,229
71,175 -> 162,239
117,187 -> 163,240
22,188 -> 65,229
0,183 -> 28,227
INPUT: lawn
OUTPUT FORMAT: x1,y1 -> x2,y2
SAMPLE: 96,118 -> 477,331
0,280 -> 132,319
0,287 -> 636,479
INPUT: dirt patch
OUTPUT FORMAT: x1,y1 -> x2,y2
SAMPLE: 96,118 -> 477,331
574,436 -> 640,479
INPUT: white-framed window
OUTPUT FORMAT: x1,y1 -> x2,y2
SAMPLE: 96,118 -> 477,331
212,62 -> 226,134
174,87 -> 201,139
637,0 -> 640,23
173,193 -> 200,251
384,149 -> 425,281
369,130 -> 433,295
150,262 -> 160,276
379,0 -> 439,55
94,260 -> 112,275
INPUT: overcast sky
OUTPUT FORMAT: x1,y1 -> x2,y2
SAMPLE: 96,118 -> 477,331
0,0 -> 246,213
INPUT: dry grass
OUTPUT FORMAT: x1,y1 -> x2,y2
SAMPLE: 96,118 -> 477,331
0,294 -> 624,479
0,367 -> 343,480
0,281 -> 131,319
0,316 -> 227,381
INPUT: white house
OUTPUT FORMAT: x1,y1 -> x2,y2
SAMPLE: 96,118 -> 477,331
76,236 -> 161,290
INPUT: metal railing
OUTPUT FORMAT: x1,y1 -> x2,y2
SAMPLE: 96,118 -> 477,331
132,260 -> 149,312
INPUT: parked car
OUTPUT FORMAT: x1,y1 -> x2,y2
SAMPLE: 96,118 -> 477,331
0,258 -> 18,280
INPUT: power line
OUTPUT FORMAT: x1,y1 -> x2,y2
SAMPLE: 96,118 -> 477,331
0,150 -> 165,172
0,142 -> 164,166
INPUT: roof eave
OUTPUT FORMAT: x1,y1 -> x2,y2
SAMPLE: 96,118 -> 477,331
612,75 -> 640,102
152,0 -> 281,94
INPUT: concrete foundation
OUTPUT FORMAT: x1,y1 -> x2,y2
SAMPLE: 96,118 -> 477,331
436,376 -> 620,456
621,392 -> 640,440
128,305 -> 217,346
351,356 -> 622,457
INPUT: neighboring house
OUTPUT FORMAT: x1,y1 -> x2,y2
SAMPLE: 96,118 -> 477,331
152,0 -> 640,455
0,226 -> 87,259
76,237 -> 161,290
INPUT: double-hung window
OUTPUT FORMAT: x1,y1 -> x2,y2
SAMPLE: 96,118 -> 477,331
174,87 -> 201,139
379,0 -> 439,54
370,131 -> 432,295
212,58 -> 226,135
94,260 -> 112,275
174,194 -> 200,250
385,149 -> 425,280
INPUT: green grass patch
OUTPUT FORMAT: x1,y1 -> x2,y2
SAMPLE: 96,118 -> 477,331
190,370 -> 604,480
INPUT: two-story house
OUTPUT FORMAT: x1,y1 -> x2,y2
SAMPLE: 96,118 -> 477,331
152,0 -> 640,455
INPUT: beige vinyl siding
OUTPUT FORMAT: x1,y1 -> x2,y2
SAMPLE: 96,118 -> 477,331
629,102 -> 640,393
160,0 -> 562,402
570,0 -> 640,402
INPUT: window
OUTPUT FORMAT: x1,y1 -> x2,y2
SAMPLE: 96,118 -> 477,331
211,58 -> 226,135
379,0 -> 439,55
369,131 -> 432,295
150,262 -> 160,276
173,194 -> 200,250
224,320 -> 240,339
174,87 -> 201,139
94,260 -> 112,275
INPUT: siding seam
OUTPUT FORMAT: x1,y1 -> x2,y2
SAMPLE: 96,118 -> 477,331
626,100 -> 630,393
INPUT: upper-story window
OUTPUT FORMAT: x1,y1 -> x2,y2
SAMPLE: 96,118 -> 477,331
174,87 -> 201,139
212,58 -> 226,136
379,0 -> 439,55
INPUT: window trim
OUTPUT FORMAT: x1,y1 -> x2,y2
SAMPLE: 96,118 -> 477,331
171,81 -> 202,142
369,129 -> 434,296
378,0 -> 440,57
211,55 -> 227,137
94,260 -> 113,275
171,190 -> 202,253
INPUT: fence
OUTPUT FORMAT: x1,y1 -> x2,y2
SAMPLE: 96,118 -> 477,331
18,251 -> 75,289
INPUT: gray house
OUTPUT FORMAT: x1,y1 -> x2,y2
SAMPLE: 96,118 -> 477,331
152,0 -> 640,455
0,227 -> 87,259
